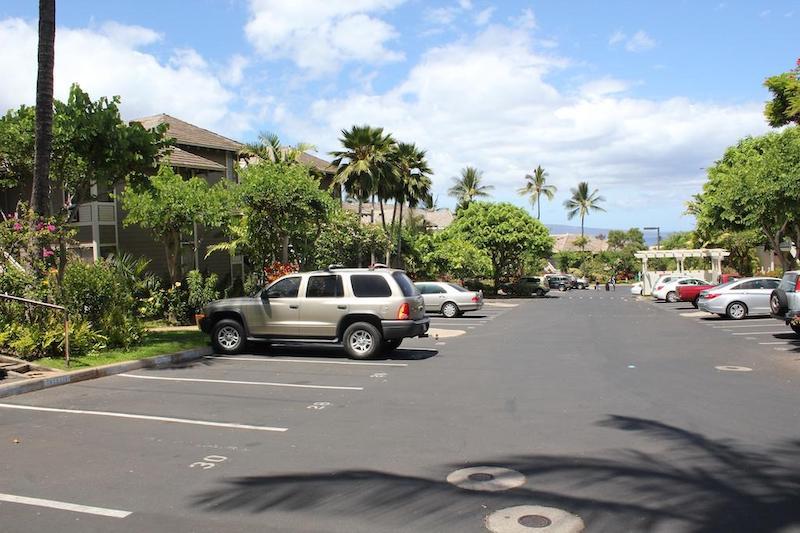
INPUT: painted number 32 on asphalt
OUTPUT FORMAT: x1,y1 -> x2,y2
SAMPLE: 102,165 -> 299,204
189,455 -> 228,470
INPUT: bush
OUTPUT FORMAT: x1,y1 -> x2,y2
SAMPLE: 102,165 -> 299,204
186,270 -> 220,314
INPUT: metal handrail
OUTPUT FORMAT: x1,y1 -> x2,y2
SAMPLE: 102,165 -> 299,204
0,293 -> 69,367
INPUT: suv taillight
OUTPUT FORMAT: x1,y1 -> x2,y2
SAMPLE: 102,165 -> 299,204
795,277 -> 800,292
397,303 -> 410,320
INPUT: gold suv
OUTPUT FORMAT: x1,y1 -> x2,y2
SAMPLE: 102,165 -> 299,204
198,266 -> 430,358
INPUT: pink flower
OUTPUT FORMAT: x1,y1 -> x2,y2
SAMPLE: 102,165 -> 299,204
47,224 -> 56,232
35,222 -> 43,231
12,222 -> 22,231
42,249 -> 54,258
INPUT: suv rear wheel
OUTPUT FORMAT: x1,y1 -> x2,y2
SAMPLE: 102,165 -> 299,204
344,322 -> 382,359
770,289 -> 788,316
212,319 -> 245,355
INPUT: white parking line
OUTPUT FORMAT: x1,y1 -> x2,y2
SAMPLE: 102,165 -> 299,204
119,373 -> 364,390
731,331 -> 792,335
759,341 -> 799,345
205,356 -> 407,367
0,493 -> 132,518
711,323 -> 777,328
0,403 -> 287,432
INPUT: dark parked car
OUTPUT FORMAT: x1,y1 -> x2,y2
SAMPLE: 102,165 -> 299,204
546,275 -> 572,291
499,276 -> 550,297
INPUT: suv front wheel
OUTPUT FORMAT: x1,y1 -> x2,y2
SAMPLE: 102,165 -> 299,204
212,319 -> 245,355
344,322 -> 383,359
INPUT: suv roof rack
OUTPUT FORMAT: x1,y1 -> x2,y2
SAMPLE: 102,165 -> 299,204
326,264 -> 346,271
369,263 -> 389,270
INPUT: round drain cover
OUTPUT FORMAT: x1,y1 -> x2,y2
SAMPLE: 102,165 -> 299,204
715,365 -> 752,372
446,466 -> 526,492
485,505 -> 584,532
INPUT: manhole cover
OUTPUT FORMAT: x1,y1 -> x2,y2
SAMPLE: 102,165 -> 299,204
518,514 -> 552,527
485,505 -> 584,532
447,466 -> 526,492
715,365 -> 752,372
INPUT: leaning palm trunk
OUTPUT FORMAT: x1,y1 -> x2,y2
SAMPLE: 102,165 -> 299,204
396,202 -> 404,267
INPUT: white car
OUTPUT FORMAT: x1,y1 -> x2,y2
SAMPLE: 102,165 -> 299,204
653,277 -> 708,302
630,282 -> 643,295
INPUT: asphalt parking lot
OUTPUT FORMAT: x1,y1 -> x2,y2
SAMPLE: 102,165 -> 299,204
1,294 -> 798,532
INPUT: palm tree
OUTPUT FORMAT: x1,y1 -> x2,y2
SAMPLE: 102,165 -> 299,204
564,181 -> 606,249
390,143 -> 432,265
517,165 -> 556,220
448,167 -> 493,210
330,125 -> 396,265
31,0 -> 56,216
239,131 -> 316,165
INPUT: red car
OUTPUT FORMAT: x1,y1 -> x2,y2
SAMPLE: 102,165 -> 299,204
677,275 -> 740,308
677,284 -> 715,308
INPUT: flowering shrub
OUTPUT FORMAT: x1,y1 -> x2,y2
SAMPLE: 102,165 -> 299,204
0,203 -> 73,278
263,261 -> 299,283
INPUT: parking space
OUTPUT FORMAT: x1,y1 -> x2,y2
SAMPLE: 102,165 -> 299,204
641,295 -> 800,359
1,302 -> 523,532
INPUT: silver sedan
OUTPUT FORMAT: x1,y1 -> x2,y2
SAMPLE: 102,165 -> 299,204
697,277 -> 781,319
415,281 -> 483,318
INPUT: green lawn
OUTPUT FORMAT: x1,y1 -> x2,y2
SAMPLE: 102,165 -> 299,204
39,330 -> 209,370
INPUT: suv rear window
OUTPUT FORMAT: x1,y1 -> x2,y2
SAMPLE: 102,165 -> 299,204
392,272 -> 419,297
351,275 -> 392,297
780,273 -> 798,293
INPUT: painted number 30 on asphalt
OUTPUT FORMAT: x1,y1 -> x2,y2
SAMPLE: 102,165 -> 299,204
189,455 -> 228,470
307,402 -> 331,410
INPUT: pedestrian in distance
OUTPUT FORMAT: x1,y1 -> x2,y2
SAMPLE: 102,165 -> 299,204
610,275 -> 616,291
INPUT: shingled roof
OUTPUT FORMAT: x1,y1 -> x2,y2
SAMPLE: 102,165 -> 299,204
551,233 -> 609,253
134,114 -> 243,152
165,146 -> 226,171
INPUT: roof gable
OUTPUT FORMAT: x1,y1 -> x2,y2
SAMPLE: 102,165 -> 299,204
133,114 -> 242,152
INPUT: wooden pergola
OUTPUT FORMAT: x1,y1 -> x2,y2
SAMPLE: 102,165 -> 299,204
634,248 -> 730,295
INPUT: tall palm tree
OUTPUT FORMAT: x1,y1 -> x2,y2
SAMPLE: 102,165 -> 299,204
448,166 -> 492,211
390,143 -> 432,264
517,165 -> 556,220
330,125 -> 396,265
31,0 -> 56,216
564,181 -> 606,248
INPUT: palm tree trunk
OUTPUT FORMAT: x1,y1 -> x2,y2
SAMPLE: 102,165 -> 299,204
536,191 -> 541,220
357,200 -> 363,267
31,0 -> 56,216
397,202 -> 404,266
379,199 -> 387,231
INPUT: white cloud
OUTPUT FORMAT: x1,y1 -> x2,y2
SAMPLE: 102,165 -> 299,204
274,21 -> 766,224
0,18 -> 243,136
223,54 -> 250,86
244,0 -> 405,75
474,7 -> 495,26
609,30 -> 656,52
625,30 -> 656,52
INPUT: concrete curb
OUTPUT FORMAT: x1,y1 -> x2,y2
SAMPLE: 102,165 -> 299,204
0,346 -> 212,399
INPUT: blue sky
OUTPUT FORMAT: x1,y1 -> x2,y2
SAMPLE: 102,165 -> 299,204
1,1 -> 797,231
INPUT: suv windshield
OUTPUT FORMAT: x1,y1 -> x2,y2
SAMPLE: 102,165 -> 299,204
392,272 -> 420,296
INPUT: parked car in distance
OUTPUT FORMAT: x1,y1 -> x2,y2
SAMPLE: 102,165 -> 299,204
198,266 -> 429,358
697,277 -> 782,320
567,275 -> 589,289
499,276 -> 550,297
630,282 -> 643,296
654,277 -> 707,302
415,281 -> 483,318
678,283 -> 716,308
769,271 -> 800,335
546,275 -> 572,292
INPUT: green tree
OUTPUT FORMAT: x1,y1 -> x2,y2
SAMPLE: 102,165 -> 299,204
121,166 -> 230,283
448,202 -> 553,288
425,235 -> 492,282
607,228 -> 646,251
694,127 -> 800,271
564,181 -> 606,247
764,59 -> 800,127
0,84 -> 169,208
312,209 -> 391,270
517,165 -> 556,220
31,0 -> 56,216
239,131 -> 316,165
448,167 -> 493,211
216,162 -> 333,269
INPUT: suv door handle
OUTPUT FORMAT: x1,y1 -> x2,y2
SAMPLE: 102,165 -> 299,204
289,304 -> 299,309
337,305 -> 347,310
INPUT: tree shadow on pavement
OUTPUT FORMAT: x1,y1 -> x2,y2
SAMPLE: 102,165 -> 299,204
191,415 -> 800,532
